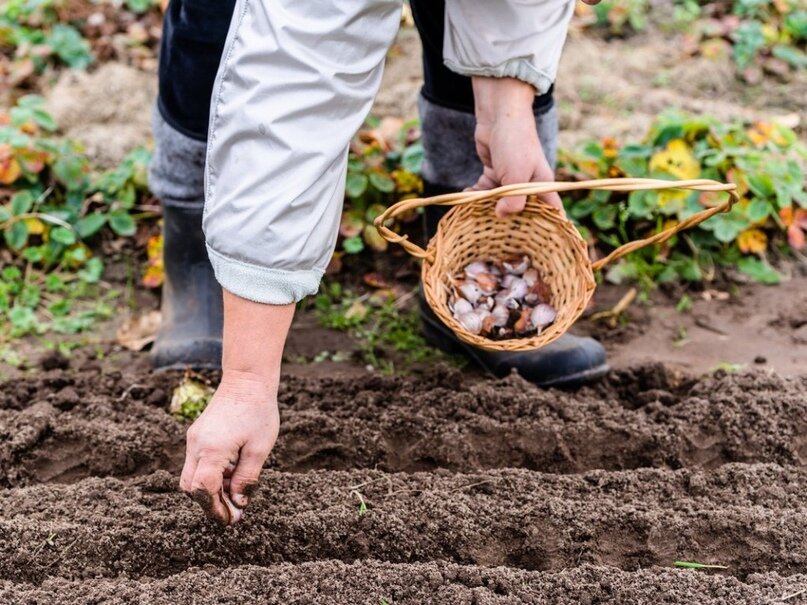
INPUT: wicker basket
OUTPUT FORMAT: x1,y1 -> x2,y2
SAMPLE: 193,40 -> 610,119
374,178 -> 739,352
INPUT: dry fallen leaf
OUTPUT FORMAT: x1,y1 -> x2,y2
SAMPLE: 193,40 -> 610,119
116,311 -> 161,351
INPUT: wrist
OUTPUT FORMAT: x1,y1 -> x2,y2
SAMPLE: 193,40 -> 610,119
473,76 -> 535,124
218,368 -> 279,402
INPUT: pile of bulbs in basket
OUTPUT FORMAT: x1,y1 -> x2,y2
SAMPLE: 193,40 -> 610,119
448,254 -> 556,340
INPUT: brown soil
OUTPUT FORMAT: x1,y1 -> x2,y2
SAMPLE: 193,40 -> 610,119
4,563 -> 806,605
1,365 -> 806,603
2,365 -> 806,486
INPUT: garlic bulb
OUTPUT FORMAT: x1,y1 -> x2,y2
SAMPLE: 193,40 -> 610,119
464,261 -> 489,278
523,268 -> 539,287
474,272 -> 499,294
457,281 -> 483,305
507,278 -> 528,300
503,254 -> 529,275
457,311 -> 483,334
531,304 -> 557,330
447,254 -> 556,340
491,304 -> 509,327
451,298 -> 473,317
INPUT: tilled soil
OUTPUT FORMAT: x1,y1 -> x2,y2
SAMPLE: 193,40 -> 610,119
1,365 -> 806,603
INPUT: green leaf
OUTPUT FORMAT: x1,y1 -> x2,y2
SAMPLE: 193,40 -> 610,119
345,173 -> 368,199
673,561 -> 728,570
108,211 -> 136,236
605,260 -> 639,285
48,298 -> 71,317
10,190 -> 34,215
78,257 -> 104,284
50,226 -> 76,245
368,172 -> 395,194
8,305 -> 40,337
45,274 -> 65,291
628,190 -> 655,219
2,266 -> 22,282
4,221 -> 28,250
592,204 -> 617,230
22,246 -> 44,262
47,24 -> 93,70
75,213 -> 107,239
772,44 -> 807,70
747,173 -> 775,198
709,213 -> 749,243
746,199 -> 770,222
401,142 -> 424,174
342,235 -> 365,254
675,258 -> 702,282
32,108 -> 57,131
0,206 -> 10,222
737,257 -> 780,284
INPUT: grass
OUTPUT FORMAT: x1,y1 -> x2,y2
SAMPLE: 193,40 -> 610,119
310,281 -> 458,374
673,561 -> 729,570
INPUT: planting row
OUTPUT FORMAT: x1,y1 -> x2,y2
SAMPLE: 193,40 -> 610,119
2,367 -> 805,486
2,464 -> 806,583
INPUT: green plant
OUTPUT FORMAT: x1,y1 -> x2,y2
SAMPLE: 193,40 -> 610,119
559,110 -> 806,288
585,0 -> 650,35
575,0 -> 806,78
0,0 -> 161,82
311,282 -> 451,373
0,96 -> 152,339
339,117 -> 423,257
170,376 -> 215,421
673,560 -> 728,570
0,0 -> 92,75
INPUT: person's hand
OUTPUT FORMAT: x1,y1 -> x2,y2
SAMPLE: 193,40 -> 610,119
471,77 -> 564,219
179,371 -> 279,525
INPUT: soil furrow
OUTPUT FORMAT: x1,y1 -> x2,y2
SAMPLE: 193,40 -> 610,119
2,465 -> 806,583
2,562 -> 806,605
1,366 -> 805,486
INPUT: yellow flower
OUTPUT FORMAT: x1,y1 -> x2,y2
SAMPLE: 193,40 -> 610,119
737,228 -> 768,254
649,139 -> 700,180
24,218 -> 45,235
601,137 -> 619,159
0,144 -> 21,185
656,190 -> 687,214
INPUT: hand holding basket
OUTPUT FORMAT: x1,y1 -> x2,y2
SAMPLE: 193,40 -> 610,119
374,178 -> 738,352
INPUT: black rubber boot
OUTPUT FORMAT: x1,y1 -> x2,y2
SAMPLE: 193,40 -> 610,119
151,203 -> 223,370
421,184 -> 608,389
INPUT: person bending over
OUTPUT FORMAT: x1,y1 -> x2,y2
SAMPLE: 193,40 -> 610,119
149,0 -> 606,523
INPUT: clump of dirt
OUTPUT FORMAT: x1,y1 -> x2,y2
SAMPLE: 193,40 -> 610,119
45,63 -> 156,168
0,366 -> 183,486
1,364 -> 805,601
2,464 -> 807,583
3,562 -> 806,605
2,365 -> 806,486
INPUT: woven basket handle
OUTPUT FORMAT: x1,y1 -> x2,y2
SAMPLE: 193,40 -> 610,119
373,177 -> 739,267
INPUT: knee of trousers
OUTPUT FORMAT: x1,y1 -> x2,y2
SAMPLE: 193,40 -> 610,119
148,105 -> 208,206
418,95 -> 559,192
